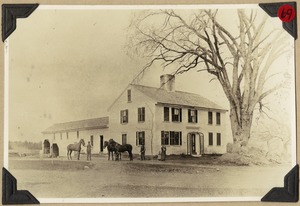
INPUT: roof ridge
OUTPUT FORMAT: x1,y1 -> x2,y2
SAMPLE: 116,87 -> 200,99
55,116 -> 109,125
131,84 -> 226,110
131,83 -> 210,97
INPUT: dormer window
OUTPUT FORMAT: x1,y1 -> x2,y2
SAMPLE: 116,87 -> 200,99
127,89 -> 131,102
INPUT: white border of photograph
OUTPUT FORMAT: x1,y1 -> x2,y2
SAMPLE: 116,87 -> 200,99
3,4 -> 297,203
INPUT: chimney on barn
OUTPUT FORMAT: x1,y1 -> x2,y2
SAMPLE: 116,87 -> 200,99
160,74 -> 175,92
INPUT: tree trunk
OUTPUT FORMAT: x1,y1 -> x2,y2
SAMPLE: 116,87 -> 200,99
229,105 -> 252,145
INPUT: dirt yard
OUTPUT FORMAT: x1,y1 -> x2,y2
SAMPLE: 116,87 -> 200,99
8,154 -> 292,199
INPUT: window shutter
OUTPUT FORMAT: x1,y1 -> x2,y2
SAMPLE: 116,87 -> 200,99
126,109 -> 129,123
188,109 -> 191,122
136,132 -> 138,145
180,108 -> 182,122
180,132 -> 182,145
142,131 -> 145,145
195,110 -> 198,123
164,107 -> 169,121
171,108 -> 174,121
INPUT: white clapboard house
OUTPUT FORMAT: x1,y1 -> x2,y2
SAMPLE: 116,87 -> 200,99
42,74 -> 228,156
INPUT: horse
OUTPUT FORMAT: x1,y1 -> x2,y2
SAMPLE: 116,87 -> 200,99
108,139 -> 133,161
67,139 -> 85,160
104,141 -> 117,160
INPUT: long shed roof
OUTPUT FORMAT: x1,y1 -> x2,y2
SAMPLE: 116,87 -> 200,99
42,117 -> 109,134
132,84 -> 226,111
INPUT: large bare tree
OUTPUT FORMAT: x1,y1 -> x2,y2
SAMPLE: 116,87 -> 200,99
128,9 -> 289,147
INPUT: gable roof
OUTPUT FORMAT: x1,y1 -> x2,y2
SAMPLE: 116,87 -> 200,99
42,117 -> 109,134
132,84 -> 226,111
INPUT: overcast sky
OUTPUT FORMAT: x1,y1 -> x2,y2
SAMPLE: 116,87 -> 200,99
7,6 -> 294,142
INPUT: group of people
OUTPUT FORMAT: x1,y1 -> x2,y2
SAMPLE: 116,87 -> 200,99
84,141 -> 167,161
140,144 -> 166,161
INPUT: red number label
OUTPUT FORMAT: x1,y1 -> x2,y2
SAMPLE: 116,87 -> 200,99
278,4 -> 296,22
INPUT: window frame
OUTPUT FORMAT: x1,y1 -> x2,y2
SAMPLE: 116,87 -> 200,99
122,134 -> 127,145
161,131 -> 170,145
217,133 -> 221,146
188,109 -> 198,123
164,107 -> 170,122
216,112 -> 221,125
170,131 -> 182,145
208,111 -> 213,125
127,89 -> 131,102
138,107 -> 145,122
208,132 -> 213,146
172,108 -> 182,122
120,109 -> 129,124
136,131 -> 145,146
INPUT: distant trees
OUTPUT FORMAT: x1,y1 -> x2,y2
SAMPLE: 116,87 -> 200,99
9,141 -> 42,150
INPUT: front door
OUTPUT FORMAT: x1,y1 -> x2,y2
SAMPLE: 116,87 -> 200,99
187,133 -> 197,155
100,135 -> 103,152
191,133 -> 196,154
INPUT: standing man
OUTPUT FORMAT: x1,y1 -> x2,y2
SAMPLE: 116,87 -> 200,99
140,144 -> 145,160
161,146 -> 166,161
87,141 -> 92,161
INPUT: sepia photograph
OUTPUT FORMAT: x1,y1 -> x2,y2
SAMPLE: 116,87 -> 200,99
3,3 -> 297,203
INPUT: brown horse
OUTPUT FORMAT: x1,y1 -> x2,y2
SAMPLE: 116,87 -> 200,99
67,139 -> 85,160
104,141 -> 117,160
108,139 -> 133,161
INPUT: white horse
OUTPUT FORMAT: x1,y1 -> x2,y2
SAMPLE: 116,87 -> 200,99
67,139 -> 85,160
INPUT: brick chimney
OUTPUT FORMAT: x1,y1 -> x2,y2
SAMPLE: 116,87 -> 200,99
160,74 -> 175,92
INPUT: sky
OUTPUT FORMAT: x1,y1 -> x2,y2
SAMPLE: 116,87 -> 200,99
7,6 -> 294,142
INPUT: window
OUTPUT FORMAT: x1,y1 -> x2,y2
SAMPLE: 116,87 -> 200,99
127,89 -> 131,102
138,107 -> 145,122
170,131 -> 182,145
217,133 -> 221,146
90,135 -> 94,146
161,131 -> 169,145
164,107 -> 169,121
209,132 -> 213,146
208,111 -> 213,124
188,109 -> 198,123
120,109 -> 129,124
161,131 -> 182,146
136,131 -> 145,146
172,108 -> 182,122
77,131 -> 79,139
122,134 -> 127,145
216,112 -> 221,125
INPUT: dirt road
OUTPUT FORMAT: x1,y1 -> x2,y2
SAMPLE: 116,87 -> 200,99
8,156 -> 291,199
